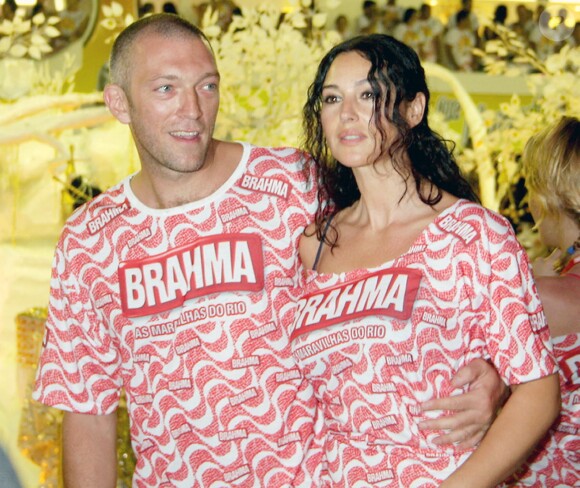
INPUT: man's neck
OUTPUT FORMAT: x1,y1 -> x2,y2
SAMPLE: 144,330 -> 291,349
131,141 -> 243,209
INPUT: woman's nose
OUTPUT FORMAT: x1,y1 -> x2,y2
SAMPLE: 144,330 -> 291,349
339,98 -> 358,122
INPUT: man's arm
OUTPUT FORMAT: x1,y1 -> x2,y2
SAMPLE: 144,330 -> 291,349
62,411 -> 118,488
419,358 -> 508,448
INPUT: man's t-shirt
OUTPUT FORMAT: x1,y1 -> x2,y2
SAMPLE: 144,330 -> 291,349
34,143 -> 320,487
445,27 -> 476,70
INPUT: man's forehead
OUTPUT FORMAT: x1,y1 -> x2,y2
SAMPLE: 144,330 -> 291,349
136,27 -> 200,44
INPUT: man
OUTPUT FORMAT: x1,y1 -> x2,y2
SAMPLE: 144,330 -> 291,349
417,3 -> 443,64
446,0 -> 479,36
381,0 -> 403,36
34,14 -> 505,487
357,0 -> 381,35
445,9 -> 477,71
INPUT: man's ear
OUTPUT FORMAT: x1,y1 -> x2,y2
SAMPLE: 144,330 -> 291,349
404,92 -> 426,129
103,84 -> 131,125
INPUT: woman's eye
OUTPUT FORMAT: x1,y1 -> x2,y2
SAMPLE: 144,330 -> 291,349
323,95 -> 339,104
362,91 -> 375,100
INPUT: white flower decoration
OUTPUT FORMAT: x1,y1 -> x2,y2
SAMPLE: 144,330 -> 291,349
0,10 -> 62,61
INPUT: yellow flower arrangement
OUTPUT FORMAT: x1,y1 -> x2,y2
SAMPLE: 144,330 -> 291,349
99,1 -> 135,44
0,8 -> 61,60
201,2 -> 342,148
467,24 -> 580,253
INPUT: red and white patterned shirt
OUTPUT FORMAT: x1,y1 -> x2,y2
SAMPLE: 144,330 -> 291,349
510,337 -> 579,486
290,200 -> 558,487
34,143 -> 321,487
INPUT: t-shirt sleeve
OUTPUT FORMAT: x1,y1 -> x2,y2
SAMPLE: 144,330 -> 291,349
33,233 -> 122,414
477,217 -> 558,385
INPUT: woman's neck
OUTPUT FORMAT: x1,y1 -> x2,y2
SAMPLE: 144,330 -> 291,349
556,230 -> 580,275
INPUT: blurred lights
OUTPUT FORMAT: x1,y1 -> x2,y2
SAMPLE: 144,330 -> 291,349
54,0 -> 67,12
0,0 -> 68,9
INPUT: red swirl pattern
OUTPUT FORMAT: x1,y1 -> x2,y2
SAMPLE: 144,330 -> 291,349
34,144 -> 322,487
508,333 -> 579,487
290,200 -> 558,487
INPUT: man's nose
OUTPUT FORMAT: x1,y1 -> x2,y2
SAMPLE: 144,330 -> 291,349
179,90 -> 202,118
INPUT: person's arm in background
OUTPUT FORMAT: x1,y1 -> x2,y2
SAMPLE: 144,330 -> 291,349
444,40 -> 460,70
62,411 -> 118,488
419,358 -> 509,447
441,373 -> 560,488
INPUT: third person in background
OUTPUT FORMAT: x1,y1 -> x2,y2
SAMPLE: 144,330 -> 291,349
511,116 -> 580,487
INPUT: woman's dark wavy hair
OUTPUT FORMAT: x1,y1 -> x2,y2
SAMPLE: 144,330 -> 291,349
302,34 -> 478,247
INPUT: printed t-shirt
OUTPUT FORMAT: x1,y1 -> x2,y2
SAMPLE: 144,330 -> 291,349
392,23 -> 424,55
417,17 -> 443,62
33,144 -> 320,487
509,333 -> 579,486
447,11 -> 479,31
290,200 -> 558,487
444,27 -> 476,70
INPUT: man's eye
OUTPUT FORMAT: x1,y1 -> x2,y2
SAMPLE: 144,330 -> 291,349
203,82 -> 218,91
157,85 -> 171,93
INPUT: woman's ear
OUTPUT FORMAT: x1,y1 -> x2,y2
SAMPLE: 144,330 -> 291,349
103,84 -> 131,125
404,92 -> 426,128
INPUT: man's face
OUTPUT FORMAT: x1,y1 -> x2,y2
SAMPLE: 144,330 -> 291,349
365,4 -> 377,17
119,32 -> 220,176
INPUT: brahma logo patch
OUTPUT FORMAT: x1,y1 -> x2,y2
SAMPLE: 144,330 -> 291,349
240,174 -> 289,198
118,233 -> 264,317
88,200 -> 131,234
291,268 -> 422,340
437,214 -> 479,245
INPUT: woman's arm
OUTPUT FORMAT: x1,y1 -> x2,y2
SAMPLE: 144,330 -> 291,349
440,373 -> 560,488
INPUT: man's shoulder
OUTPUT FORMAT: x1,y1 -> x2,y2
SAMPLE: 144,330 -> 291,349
244,145 -> 313,173
248,144 -> 311,160
239,144 -> 317,204
444,27 -> 459,39
61,178 -> 129,233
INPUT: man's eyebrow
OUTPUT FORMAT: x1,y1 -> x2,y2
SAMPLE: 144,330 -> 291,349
148,71 -> 221,83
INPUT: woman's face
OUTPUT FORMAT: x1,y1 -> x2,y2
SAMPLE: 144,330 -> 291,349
320,51 -> 394,169
528,191 -> 560,248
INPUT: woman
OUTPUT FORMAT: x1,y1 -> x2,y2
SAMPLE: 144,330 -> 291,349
511,117 -> 579,487
291,34 -> 560,487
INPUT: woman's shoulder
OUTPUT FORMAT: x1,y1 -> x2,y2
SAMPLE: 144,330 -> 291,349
436,199 -> 518,249
447,199 -> 513,228
299,223 -> 321,270
535,275 -> 580,337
